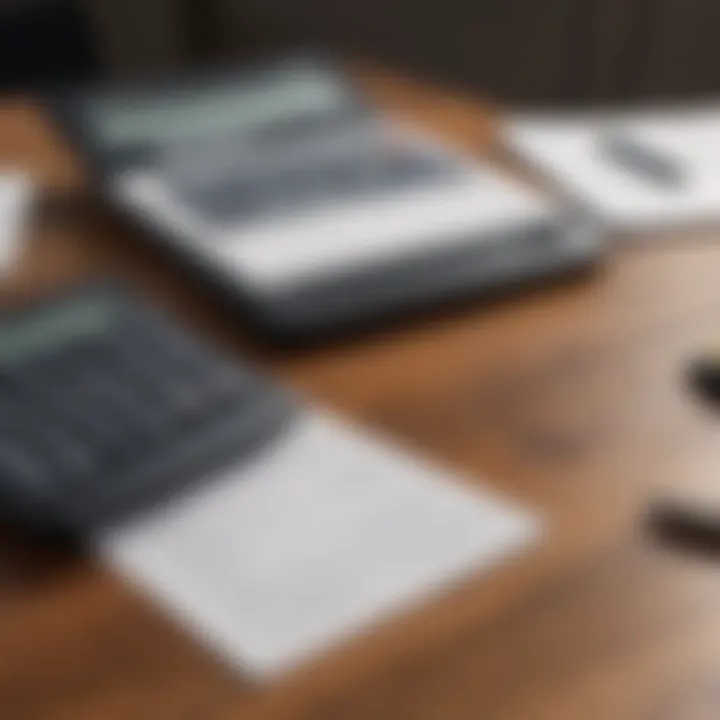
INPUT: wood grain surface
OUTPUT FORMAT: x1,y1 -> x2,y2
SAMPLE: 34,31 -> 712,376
2,70 -> 720,720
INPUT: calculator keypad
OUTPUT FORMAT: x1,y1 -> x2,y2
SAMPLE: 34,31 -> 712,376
167,131 -> 459,225
0,286 -> 293,535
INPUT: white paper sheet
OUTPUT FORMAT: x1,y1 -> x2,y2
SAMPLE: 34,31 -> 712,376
0,172 -> 32,272
504,108 -> 720,232
101,411 -> 540,679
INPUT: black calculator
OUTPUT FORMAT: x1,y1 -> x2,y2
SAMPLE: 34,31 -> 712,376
0,282 -> 293,537
46,55 -> 600,339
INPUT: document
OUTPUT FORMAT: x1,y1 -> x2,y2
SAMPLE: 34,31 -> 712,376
101,411 -> 541,679
504,107 -> 720,232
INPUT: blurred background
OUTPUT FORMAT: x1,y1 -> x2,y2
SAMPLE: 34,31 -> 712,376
2,0 -> 720,103
5,1 -> 720,717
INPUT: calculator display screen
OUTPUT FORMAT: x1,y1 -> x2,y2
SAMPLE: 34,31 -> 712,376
87,71 -> 349,149
0,301 -> 113,365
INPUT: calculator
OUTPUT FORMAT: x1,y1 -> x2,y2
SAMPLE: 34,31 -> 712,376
0,282 -> 293,537
46,55 -> 601,338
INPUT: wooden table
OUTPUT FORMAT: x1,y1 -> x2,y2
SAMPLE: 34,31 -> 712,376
3,70 -> 720,720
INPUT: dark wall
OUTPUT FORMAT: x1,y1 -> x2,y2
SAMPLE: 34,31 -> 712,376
209,0 -> 588,103
196,0 -> 720,105
4,0 -> 720,104
0,0 -> 96,88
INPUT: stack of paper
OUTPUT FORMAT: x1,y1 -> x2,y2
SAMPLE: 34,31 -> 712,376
504,108 -> 720,232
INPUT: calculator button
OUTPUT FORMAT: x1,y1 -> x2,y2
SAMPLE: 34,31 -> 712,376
5,366 -> 120,448
2,407 -> 96,481
45,390 -> 126,450
39,434 -> 96,481
0,436 -> 51,493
